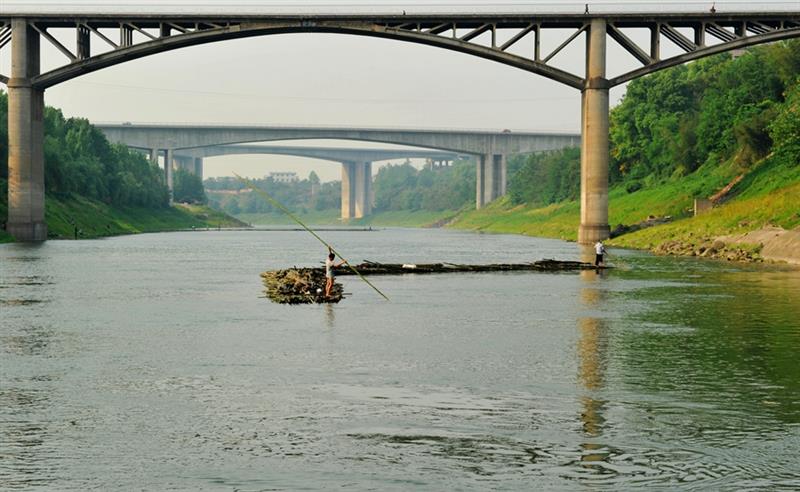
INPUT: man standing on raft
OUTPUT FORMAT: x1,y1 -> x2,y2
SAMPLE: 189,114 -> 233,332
594,240 -> 606,267
325,249 -> 344,298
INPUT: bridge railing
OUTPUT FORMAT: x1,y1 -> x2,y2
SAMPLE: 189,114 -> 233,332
2,1 -> 799,15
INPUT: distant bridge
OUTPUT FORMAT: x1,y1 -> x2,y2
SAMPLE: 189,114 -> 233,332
2,8 -> 799,241
171,144 -> 468,219
97,123 -> 581,218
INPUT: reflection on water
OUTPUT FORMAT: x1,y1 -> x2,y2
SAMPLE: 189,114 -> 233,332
577,269 -> 610,472
324,303 -> 335,329
1,231 -> 799,490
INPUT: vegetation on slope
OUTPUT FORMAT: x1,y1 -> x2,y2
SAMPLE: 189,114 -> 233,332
43,194 -> 242,239
0,90 -> 234,242
454,40 -> 800,250
0,92 -> 171,209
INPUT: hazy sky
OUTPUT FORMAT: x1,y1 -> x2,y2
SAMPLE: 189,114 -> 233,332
2,1 -> 786,181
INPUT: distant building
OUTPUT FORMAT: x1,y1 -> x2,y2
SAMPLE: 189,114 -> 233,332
269,172 -> 299,183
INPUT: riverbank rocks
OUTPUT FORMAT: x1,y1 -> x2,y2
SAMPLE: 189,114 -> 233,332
719,226 -> 800,265
654,237 -> 763,262
261,268 -> 343,304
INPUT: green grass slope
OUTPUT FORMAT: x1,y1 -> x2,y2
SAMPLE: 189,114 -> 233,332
450,156 -> 800,249
1,190 -> 245,242
44,196 -> 245,239
611,157 -> 800,250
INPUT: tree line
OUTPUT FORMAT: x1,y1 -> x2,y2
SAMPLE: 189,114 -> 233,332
0,92 -> 176,209
207,159 -> 477,216
206,172 -> 340,215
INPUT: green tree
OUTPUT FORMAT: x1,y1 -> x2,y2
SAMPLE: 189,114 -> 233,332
769,81 -> 800,164
173,168 -> 207,204
1,91 -> 169,209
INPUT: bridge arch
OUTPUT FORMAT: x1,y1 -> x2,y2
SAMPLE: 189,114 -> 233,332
28,23 -> 584,90
176,143 -> 465,163
0,15 -> 791,92
179,135 -> 480,156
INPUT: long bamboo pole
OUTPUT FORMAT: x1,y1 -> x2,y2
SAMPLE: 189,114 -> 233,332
234,173 -> 389,301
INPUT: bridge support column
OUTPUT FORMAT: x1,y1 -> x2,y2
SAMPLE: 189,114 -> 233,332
6,19 -> 46,242
175,155 -> 196,173
149,148 -> 159,165
340,161 -> 355,220
578,18 -> 611,244
194,157 -> 204,179
475,155 -> 485,209
354,161 -> 372,218
475,154 -> 507,209
164,148 -> 174,203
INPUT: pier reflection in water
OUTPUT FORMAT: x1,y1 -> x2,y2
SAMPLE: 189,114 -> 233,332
1,230 -> 799,490
577,268 -> 610,469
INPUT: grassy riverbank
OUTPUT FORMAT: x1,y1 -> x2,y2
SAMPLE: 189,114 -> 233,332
609,156 -> 800,259
451,162 -> 737,241
1,190 -> 244,242
449,155 -> 800,262
46,196 -> 246,239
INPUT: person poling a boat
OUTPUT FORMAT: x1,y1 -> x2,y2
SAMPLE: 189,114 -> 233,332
594,240 -> 606,267
325,248 -> 345,298
233,173 -> 389,302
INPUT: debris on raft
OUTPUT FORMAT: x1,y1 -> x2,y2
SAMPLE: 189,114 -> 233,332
261,268 -> 344,304
261,259 -> 608,304
335,259 -> 609,276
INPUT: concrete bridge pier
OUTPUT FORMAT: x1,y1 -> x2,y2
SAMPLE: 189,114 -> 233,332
578,18 -> 611,244
164,149 -> 174,202
6,19 -> 47,241
340,161 -> 373,220
354,161 -> 373,218
475,153 -> 507,209
194,157 -> 204,178
341,161 -> 356,220
172,155 -> 196,174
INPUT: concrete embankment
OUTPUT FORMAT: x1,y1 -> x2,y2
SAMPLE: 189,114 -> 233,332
720,227 -> 800,265
652,226 -> 800,265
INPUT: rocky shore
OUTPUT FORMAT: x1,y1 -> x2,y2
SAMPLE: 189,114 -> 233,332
651,226 -> 800,265
653,238 -> 764,262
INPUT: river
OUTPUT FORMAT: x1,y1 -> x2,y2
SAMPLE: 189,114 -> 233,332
1,228 -> 799,490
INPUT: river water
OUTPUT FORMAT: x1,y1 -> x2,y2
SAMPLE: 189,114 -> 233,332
1,228 -> 799,490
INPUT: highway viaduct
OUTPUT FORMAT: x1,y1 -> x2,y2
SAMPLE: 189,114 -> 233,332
171,143 -> 470,220
2,8 -> 799,241
97,124 -> 581,218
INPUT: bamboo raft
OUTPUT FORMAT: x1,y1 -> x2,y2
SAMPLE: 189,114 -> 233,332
335,259 -> 607,275
261,268 -> 345,304
261,259 -> 606,304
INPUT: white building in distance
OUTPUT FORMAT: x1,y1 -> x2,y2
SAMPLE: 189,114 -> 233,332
268,172 -> 299,184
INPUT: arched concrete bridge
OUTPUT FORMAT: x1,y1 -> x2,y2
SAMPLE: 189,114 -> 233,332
170,144 -> 468,219
97,123 -> 581,215
2,8 -> 799,241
